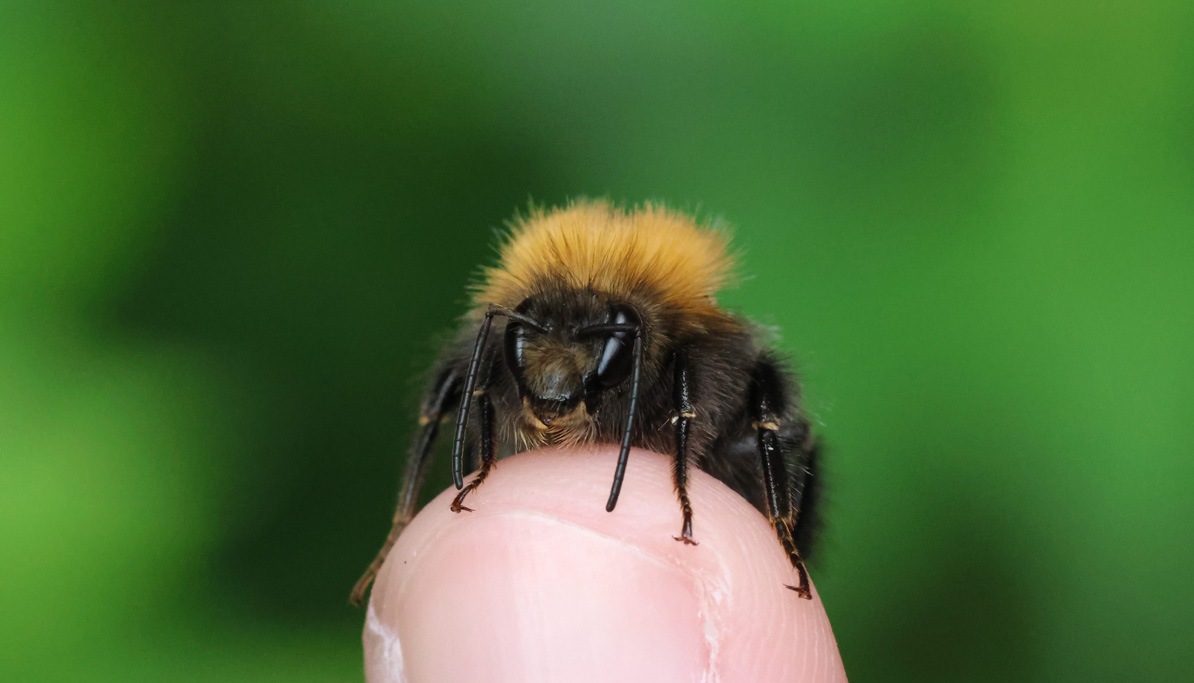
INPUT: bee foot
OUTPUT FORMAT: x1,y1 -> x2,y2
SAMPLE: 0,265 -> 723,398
784,584 -> 813,600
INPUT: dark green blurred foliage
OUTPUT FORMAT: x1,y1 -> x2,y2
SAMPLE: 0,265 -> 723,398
2,1 -> 1192,681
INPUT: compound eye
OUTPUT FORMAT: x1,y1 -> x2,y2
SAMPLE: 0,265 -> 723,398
504,320 -> 527,383
594,304 -> 640,389
503,296 -> 538,382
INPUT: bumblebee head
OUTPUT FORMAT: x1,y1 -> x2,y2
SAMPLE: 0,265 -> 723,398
502,295 -> 642,427
452,201 -> 736,507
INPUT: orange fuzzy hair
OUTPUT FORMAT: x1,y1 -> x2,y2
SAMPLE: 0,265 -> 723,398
473,200 -> 735,316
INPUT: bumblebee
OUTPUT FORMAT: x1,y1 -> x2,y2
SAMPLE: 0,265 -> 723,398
350,200 -> 822,605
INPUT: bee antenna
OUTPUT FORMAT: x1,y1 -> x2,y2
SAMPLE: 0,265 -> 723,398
605,327 -> 643,512
452,308 -> 498,489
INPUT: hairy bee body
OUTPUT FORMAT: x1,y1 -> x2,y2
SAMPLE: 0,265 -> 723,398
351,200 -> 822,605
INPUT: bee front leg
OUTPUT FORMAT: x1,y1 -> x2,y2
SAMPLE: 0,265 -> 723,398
671,352 -> 698,545
451,390 -> 496,513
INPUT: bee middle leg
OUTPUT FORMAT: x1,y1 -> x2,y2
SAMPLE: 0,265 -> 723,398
671,351 -> 698,545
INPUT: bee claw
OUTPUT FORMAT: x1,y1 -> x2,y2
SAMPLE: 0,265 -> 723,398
450,492 -> 475,513
673,534 -> 699,546
784,584 -> 813,599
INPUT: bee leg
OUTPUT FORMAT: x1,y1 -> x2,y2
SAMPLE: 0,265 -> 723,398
787,417 -> 821,569
351,365 -> 462,606
751,357 -> 813,600
758,425 -> 812,598
672,352 -> 698,545
451,391 -> 496,513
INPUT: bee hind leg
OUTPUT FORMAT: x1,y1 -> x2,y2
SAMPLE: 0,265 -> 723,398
750,355 -> 816,600
671,351 -> 698,545
350,365 -> 463,607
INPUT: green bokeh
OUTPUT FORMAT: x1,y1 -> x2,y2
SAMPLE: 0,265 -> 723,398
2,1 -> 1191,680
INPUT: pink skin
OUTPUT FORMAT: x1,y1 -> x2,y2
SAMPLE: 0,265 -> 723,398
364,446 -> 848,683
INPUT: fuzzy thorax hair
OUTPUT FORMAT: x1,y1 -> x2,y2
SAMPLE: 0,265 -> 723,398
474,200 -> 735,317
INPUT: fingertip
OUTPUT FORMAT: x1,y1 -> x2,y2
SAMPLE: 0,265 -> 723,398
364,447 -> 846,683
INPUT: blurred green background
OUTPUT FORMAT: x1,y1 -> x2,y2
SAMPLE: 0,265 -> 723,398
2,1 -> 1191,681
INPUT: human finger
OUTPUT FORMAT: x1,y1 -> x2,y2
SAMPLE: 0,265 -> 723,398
363,445 -> 847,683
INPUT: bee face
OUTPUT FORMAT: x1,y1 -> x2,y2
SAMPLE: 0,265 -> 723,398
503,294 -> 642,427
